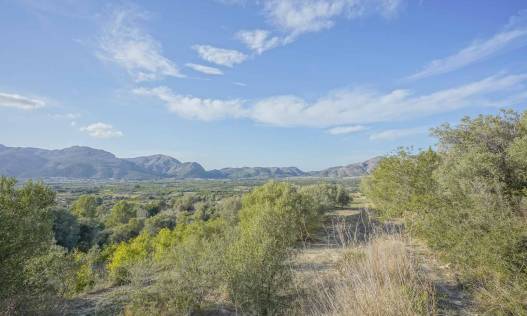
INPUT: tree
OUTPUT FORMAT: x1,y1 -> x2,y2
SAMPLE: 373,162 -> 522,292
71,195 -> 100,218
225,182 -> 319,314
51,208 -> 80,250
336,184 -> 351,207
106,201 -> 136,227
361,148 -> 440,218
0,177 -> 56,309
361,110 -> 527,314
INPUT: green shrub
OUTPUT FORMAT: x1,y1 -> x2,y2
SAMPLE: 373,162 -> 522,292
362,110 -> 527,314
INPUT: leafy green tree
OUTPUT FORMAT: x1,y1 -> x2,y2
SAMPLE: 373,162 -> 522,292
106,200 -> 136,227
108,218 -> 145,244
362,110 -> 527,314
361,148 -> 440,218
51,208 -> 80,250
0,177 -> 56,310
225,182 -> 319,314
71,195 -> 100,218
335,184 -> 351,207
144,211 -> 177,235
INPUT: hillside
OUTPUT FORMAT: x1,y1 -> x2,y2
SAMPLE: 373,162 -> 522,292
0,145 -> 380,180
312,156 -> 383,177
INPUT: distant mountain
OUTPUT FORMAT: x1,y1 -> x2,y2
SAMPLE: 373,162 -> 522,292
311,157 -> 383,177
0,144 -> 382,180
0,146 -> 155,180
217,166 -> 306,179
125,155 -> 208,179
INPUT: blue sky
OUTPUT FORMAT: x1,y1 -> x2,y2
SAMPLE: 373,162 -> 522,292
1,0 -> 527,170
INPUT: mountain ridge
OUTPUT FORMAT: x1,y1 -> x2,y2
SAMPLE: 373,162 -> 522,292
0,144 -> 381,180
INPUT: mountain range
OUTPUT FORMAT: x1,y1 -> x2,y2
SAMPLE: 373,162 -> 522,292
0,144 -> 381,180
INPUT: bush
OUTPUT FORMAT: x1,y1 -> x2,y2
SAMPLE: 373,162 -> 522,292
361,110 -> 527,314
52,208 -> 80,250
105,200 -> 136,227
0,177 -> 56,310
71,195 -> 101,218
107,232 -> 152,284
224,182 -> 320,314
143,211 -> 177,235
108,218 -> 145,244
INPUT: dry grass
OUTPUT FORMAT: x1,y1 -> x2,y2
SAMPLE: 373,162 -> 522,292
296,234 -> 436,316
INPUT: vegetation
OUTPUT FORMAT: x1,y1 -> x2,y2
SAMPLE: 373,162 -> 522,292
362,109 -> 527,314
300,234 -> 436,316
0,176 -> 351,315
5,109 -> 527,315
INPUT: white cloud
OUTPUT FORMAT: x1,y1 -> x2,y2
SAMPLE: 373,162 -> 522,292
192,45 -> 247,67
0,92 -> 46,110
327,125 -> 366,135
250,73 -> 527,127
134,72 -> 527,128
233,82 -> 247,87
409,11 -> 527,80
369,127 -> 427,141
266,0 -> 402,38
133,87 -> 247,121
237,29 -> 281,54
80,122 -> 123,138
98,6 -> 184,81
235,0 -> 404,54
185,63 -> 223,75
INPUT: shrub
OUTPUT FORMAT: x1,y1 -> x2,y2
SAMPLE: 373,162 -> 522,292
0,177 -> 56,309
143,211 -> 177,235
361,110 -> 527,314
52,208 -> 80,250
105,200 -> 136,227
71,195 -> 101,218
107,232 -> 152,284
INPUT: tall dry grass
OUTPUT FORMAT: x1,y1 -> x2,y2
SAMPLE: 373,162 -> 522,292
298,234 -> 436,316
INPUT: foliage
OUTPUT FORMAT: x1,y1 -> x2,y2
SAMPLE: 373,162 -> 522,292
216,195 -> 242,225
107,231 -> 152,284
0,177 -> 56,308
71,195 -> 101,218
361,148 -> 440,218
362,110 -> 527,314
105,200 -> 136,227
143,211 -> 177,235
224,182 -> 320,314
299,183 -> 352,212
108,218 -> 145,244
52,208 -> 80,250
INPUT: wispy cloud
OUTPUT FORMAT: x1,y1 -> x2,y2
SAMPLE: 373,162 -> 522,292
192,45 -> 247,67
98,6 -> 184,81
369,127 -> 427,141
0,92 -> 46,110
237,0 -> 404,54
408,10 -> 527,80
237,29 -> 281,54
186,63 -> 223,75
135,72 -> 527,128
133,87 -> 247,121
80,122 -> 123,138
327,125 -> 366,135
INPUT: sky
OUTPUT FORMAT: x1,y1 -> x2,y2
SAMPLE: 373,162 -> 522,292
1,0 -> 527,170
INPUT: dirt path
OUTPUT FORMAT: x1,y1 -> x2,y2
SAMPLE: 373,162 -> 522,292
62,285 -> 130,316
410,242 -> 475,315
294,206 -> 474,316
